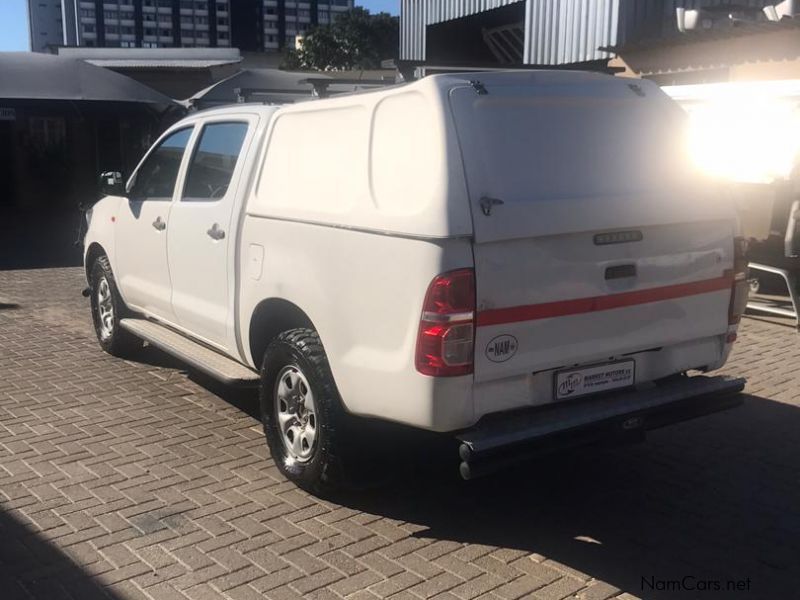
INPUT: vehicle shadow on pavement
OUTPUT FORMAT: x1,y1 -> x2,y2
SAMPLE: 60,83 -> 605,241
329,393 -> 797,600
0,509 -> 125,599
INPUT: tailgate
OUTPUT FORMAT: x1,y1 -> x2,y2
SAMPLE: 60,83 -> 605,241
448,76 -> 737,384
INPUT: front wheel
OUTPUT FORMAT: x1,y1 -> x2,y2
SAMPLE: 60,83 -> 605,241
260,328 -> 351,495
89,256 -> 142,357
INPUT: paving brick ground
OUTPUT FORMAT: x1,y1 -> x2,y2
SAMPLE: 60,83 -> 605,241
1,267 -> 798,600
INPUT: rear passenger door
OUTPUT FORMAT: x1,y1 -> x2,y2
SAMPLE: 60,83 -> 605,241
167,117 -> 257,351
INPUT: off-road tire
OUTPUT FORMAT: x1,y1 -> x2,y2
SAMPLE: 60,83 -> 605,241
89,255 -> 143,357
260,328 -> 351,496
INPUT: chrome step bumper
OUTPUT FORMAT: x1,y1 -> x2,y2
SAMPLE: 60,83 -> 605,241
457,375 -> 746,480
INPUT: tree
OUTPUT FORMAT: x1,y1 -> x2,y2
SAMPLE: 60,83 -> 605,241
287,7 -> 399,71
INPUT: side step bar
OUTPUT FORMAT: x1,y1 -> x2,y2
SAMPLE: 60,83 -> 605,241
457,375 -> 746,480
120,318 -> 260,386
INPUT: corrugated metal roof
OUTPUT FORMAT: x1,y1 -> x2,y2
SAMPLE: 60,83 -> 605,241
85,59 -> 241,69
400,0 -> 784,66
400,0 -> 617,65
58,47 -> 242,61
400,0 -> 524,61
524,0 -> 619,64
606,8 -> 800,52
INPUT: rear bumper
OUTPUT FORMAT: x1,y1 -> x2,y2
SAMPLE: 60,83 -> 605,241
457,374 -> 745,479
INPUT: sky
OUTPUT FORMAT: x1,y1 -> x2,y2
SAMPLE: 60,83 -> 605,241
0,0 -> 399,52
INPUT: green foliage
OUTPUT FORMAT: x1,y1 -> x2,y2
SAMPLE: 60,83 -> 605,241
291,7 -> 399,71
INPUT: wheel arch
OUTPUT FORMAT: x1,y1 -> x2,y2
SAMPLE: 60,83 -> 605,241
84,242 -> 108,282
248,298 -> 316,367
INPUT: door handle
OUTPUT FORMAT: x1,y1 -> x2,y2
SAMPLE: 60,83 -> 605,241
206,223 -> 225,240
152,216 -> 166,231
605,264 -> 637,280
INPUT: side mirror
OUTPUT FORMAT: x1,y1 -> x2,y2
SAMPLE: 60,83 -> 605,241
98,171 -> 125,197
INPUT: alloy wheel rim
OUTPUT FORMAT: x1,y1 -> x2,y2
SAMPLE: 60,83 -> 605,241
274,364 -> 318,463
96,277 -> 114,340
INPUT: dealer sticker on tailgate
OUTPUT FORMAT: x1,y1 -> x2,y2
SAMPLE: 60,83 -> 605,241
555,360 -> 635,400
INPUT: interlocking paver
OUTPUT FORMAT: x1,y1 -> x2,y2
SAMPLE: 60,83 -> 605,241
1,266 -> 799,600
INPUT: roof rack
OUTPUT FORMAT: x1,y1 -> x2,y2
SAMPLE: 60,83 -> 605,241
231,78 -> 397,104
232,87 -> 312,103
298,77 -> 398,98
397,59 -> 622,81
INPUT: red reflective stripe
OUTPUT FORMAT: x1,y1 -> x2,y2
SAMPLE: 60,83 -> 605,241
476,272 -> 733,327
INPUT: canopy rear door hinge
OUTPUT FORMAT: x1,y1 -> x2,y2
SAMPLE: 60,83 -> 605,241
480,196 -> 504,216
469,80 -> 488,95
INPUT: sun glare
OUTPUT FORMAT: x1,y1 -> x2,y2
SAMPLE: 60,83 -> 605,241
681,90 -> 800,184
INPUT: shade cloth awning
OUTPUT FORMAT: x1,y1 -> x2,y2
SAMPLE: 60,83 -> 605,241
0,52 -> 178,108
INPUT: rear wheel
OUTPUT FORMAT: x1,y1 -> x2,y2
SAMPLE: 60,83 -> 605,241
89,256 -> 143,357
259,328 -> 351,495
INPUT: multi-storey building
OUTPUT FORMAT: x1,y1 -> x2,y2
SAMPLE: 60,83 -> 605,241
28,1 -> 354,53
27,0 -> 65,52
261,0 -> 354,52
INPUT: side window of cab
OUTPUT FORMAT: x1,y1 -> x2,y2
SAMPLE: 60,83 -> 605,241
128,127 -> 193,200
181,122 -> 249,201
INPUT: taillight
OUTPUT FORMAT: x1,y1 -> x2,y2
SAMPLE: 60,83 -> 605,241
728,236 -> 749,328
415,269 -> 475,376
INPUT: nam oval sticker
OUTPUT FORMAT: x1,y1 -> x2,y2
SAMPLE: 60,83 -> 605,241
485,334 -> 518,363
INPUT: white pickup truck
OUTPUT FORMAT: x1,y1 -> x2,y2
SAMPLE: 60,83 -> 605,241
83,71 -> 747,493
